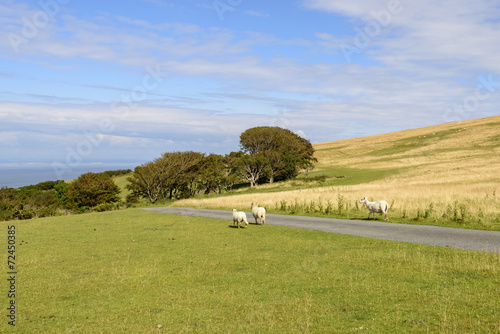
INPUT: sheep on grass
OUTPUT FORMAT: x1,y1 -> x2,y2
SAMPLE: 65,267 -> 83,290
359,197 -> 390,221
251,203 -> 266,225
232,209 -> 249,228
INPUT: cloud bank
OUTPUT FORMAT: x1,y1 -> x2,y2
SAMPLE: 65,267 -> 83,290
0,0 -> 499,177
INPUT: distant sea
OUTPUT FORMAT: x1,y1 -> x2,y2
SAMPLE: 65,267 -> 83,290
0,163 -> 139,189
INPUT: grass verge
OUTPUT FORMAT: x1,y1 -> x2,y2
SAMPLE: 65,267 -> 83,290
2,209 -> 499,333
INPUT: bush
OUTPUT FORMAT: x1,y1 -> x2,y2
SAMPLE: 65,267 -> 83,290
126,193 -> 140,204
67,172 -> 120,209
94,203 -> 115,212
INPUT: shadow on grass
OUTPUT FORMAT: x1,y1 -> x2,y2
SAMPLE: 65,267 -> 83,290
228,225 -> 248,229
228,222 -> 264,228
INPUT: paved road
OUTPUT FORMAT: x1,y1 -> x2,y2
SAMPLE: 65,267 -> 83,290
144,207 -> 500,253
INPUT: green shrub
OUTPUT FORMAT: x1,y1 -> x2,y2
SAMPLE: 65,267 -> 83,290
94,203 -> 115,212
67,172 -> 120,209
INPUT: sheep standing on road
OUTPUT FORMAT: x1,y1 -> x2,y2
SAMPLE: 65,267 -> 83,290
359,197 -> 389,221
232,209 -> 249,228
251,203 -> 266,225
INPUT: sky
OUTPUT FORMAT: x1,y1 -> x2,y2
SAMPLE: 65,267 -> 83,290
1,0 -> 499,181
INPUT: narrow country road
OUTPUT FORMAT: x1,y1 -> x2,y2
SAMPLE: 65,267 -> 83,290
143,207 -> 500,253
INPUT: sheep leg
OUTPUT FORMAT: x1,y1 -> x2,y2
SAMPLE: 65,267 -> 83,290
261,216 -> 265,225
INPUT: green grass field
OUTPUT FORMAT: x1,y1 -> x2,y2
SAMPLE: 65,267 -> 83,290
113,173 -> 133,202
2,209 -> 499,333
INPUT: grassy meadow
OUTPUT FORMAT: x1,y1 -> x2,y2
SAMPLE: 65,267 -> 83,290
2,116 -> 499,333
2,209 -> 499,333
173,116 -> 500,230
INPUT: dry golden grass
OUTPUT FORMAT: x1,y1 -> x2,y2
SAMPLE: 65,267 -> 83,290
174,116 -> 500,228
174,183 -> 499,225
314,116 -> 499,180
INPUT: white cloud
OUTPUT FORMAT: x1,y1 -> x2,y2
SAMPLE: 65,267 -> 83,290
304,0 -> 500,73
2,0 -> 499,166
0,6 -> 249,67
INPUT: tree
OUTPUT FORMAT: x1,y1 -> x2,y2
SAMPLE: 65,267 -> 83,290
239,153 -> 269,187
67,172 -> 120,209
199,154 -> 226,194
239,127 -> 279,155
0,185 -> 63,221
127,151 -> 204,202
127,161 -> 166,204
36,180 -> 63,191
222,152 -> 244,191
54,182 -> 69,206
23,190 -> 58,219
239,126 -> 316,182
0,187 -> 17,221
171,151 -> 205,199
262,149 -> 284,183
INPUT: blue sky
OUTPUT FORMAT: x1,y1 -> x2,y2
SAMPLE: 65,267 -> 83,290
1,0 -> 499,179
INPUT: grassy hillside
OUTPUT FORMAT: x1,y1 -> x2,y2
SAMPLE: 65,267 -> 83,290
174,116 -> 500,230
313,115 -> 499,186
112,173 -> 133,201
2,209 -> 499,333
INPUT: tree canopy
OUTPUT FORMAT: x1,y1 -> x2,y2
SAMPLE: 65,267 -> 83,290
67,172 -> 120,209
239,126 -> 316,183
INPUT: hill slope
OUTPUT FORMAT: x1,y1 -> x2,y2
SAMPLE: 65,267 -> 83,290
174,116 -> 500,229
314,115 -> 500,187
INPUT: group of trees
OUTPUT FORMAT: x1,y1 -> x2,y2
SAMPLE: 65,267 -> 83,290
0,126 -> 316,220
0,170 -> 130,221
126,151 -> 238,203
127,126 -> 316,202
0,180 -> 65,221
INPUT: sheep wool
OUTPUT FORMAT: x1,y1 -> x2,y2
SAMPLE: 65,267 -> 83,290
251,203 -> 266,225
232,209 -> 249,228
359,197 -> 389,221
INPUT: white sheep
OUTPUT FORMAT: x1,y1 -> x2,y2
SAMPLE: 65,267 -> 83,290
359,197 -> 390,221
251,203 -> 266,225
232,209 -> 249,228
